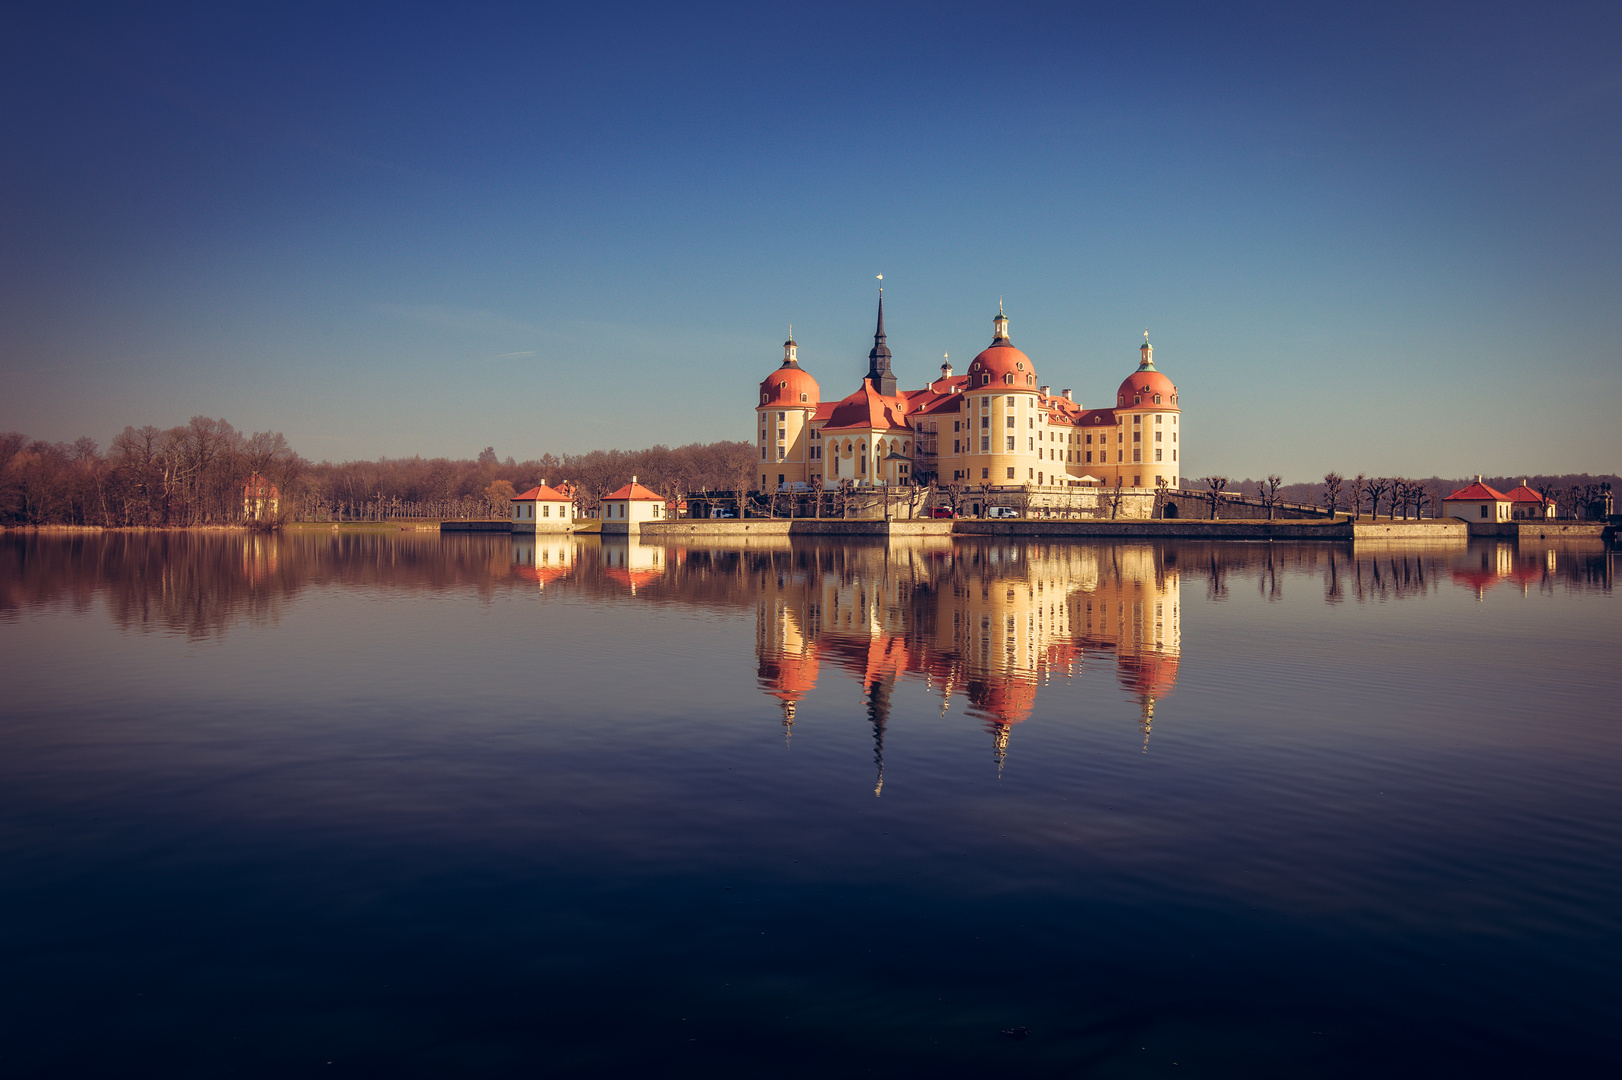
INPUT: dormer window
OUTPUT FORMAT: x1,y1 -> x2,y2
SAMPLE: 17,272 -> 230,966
1134,395 -> 1141,405
1153,394 -> 1161,404
800,393 -> 807,402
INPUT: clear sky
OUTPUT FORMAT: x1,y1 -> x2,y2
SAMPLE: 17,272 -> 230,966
2,1 -> 1618,480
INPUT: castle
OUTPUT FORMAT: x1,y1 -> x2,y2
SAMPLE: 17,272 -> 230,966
755,294 -> 1183,508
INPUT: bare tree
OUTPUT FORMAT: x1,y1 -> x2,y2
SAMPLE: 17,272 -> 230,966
1259,474 -> 1283,520
1322,472 -> 1343,518
1366,477 -> 1391,520
1109,475 -> 1126,520
1350,474 -> 1367,521
1203,475 -> 1229,520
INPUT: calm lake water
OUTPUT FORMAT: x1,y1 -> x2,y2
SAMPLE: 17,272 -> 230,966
0,530 -> 1617,1077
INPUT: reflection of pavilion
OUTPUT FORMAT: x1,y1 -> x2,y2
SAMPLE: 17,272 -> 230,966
510,535 -> 578,589
600,540 -> 665,595
753,541 -> 1181,784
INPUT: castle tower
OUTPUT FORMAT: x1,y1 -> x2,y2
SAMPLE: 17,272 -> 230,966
755,329 -> 821,492
867,290 -> 897,398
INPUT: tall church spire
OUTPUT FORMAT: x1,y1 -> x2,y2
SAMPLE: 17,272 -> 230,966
867,285 -> 896,397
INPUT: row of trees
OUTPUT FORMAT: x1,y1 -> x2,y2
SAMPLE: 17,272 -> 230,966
0,420 -> 758,526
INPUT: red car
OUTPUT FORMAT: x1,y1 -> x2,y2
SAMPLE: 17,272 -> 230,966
928,507 -> 957,518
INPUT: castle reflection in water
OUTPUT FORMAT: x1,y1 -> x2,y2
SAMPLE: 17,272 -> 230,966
513,536 -> 1180,787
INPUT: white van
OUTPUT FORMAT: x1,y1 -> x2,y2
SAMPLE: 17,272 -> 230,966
986,506 -> 1019,519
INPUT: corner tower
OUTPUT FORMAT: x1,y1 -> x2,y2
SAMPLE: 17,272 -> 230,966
1109,330 -> 1182,491
756,330 -> 821,491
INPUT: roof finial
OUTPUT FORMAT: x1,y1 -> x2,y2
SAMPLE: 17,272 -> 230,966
999,295 -> 1004,316
1144,328 -> 1150,345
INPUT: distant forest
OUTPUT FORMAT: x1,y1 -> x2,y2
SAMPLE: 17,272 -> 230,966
0,418 -> 755,526
0,417 -> 1616,526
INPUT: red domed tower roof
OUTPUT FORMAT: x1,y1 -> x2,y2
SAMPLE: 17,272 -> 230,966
966,304 -> 1039,389
1116,334 -> 1178,408
759,335 -> 820,408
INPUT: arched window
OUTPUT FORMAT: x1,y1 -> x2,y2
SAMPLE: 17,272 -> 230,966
982,374 -> 990,385
800,393 -> 807,402
1004,373 -> 1013,384
1153,393 -> 1161,404
1027,374 -> 1034,385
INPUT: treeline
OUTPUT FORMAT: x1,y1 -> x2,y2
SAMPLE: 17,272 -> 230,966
0,418 -> 756,525
1226,473 -> 1618,519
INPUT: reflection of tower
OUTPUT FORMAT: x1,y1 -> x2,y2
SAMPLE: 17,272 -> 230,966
867,671 -> 893,796
755,574 -> 820,746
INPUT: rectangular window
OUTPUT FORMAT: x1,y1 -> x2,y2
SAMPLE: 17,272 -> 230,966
981,416 -> 990,429
1172,432 -> 1177,442
1027,437 -> 1033,451
1172,449 -> 1176,461
1154,430 -> 1161,441
777,427 -> 786,441
981,396 -> 990,407
1028,417 -> 1034,429
1007,468 -> 1016,479
1006,396 -> 1014,406
1480,506 -> 1488,518
1086,451 -> 1093,463
1155,448 -> 1162,461
1117,451 -> 1123,462
1086,433 -> 1092,444
981,436 -> 990,452
543,505 -> 550,517
954,420 -> 960,432
981,468 -> 989,479
1134,450 -> 1141,462
1005,415 -> 1015,428
953,439 -> 960,453
1006,436 -> 1015,451
1155,414 -> 1163,423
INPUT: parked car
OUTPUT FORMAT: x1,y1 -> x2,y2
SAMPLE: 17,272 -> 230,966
710,508 -> 737,519
776,481 -> 812,493
986,505 -> 1019,519
928,507 -> 956,519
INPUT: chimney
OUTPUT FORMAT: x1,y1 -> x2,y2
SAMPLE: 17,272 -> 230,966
1062,388 -> 1073,401
1476,474 -> 1482,483
540,478 -> 547,487
1039,385 -> 1051,397
631,475 -> 638,485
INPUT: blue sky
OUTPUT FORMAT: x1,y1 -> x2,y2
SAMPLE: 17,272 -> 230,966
2,1 -> 1618,479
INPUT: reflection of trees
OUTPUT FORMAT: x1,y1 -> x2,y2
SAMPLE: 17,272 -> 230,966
0,532 -> 530,639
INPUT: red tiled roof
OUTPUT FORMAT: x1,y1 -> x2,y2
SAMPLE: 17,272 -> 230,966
1443,481 -> 1510,502
820,382 -> 913,433
1504,484 -> 1547,504
966,343 -> 1037,388
759,361 -> 820,408
1117,368 -> 1177,408
513,484 -> 570,502
603,480 -> 666,501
